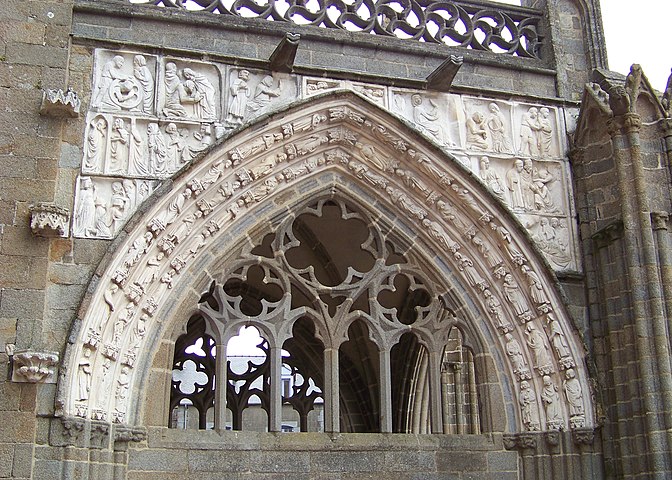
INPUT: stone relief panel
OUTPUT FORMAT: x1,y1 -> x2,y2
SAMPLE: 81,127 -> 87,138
73,176 -> 158,239
78,49 -> 578,271
224,68 -> 297,128
158,58 -> 221,122
91,52 -> 158,115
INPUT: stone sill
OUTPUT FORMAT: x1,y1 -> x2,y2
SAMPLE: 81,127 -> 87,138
146,426 -> 502,451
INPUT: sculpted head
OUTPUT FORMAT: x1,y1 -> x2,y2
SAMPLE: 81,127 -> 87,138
113,55 -> 124,68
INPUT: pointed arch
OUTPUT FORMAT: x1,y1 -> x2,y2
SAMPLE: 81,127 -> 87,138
60,91 -> 594,435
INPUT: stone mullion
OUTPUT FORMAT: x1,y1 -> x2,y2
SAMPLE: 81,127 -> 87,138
428,349 -> 444,434
379,347 -> 392,433
214,342 -> 228,431
323,347 -> 340,433
269,346 -> 282,432
609,115 -> 672,474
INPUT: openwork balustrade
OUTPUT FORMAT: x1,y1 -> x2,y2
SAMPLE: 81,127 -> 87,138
124,0 -> 544,58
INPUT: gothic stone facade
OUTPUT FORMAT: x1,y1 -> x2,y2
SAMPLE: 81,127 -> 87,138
0,0 -> 671,478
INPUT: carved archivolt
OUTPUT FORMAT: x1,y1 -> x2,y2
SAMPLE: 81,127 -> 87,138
62,92 -> 591,433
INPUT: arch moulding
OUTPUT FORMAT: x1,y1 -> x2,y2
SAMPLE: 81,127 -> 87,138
59,91 -> 594,435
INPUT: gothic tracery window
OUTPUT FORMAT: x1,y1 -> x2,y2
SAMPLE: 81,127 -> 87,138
170,197 -> 482,433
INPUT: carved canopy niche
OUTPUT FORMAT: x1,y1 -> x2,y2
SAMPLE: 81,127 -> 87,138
60,91 -> 593,435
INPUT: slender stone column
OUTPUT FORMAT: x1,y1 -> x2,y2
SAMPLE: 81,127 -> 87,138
269,346 -> 282,432
379,348 -> 392,433
452,363 -> 464,434
428,350 -> 444,433
323,347 -> 339,433
651,211 -> 672,337
214,343 -> 228,430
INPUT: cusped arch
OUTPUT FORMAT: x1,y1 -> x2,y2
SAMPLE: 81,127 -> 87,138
60,90 -> 593,435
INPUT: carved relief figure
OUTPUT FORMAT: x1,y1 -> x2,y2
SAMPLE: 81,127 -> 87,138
133,55 -> 154,114
115,366 -> 130,417
486,102 -> 512,153
541,375 -> 563,429
519,380 -> 540,431
92,55 -> 128,109
525,323 -> 553,375
484,289 -> 512,332
411,94 -> 442,142
247,75 -> 281,112
183,68 -> 217,121
75,177 -> 96,236
519,107 -> 540,157
110,181 -> 131,233
531,164 -> 560,213
109,118 -> 130,174
506,159 -> 525,210
77,347 -> 93,401
538,107 -> 553,157
505,333 -> 530,379
227,69 -> 251,126
502,273 -> 529,316
535,217 -> 571,268
521,159 -> 535,211
163,62 -> 188,117
466,112 -> 488,150
84,118 -> 107,171
563,368 -> 584,418
547,314 -> 571,360
147,123 -> 168,175
479,156 -> 506,203
521,265 -> 549,305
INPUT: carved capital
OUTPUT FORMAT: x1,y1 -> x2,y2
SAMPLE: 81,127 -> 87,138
90,421 -> 111,449
39,88 -> 81,118
623,112 -> 642,132
545,430 -> 560,446
592,221 -> 623,249
11,350 -> 59,383
113,424 -> 147,443
30,203 -> 70,238
651,211 -> 669,231
572,427 -> 596,445
606,116 -> 625,137
503,432 -> 539,451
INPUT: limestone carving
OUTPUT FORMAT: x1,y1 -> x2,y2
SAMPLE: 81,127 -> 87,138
30,203 -> 70,237
77,348 -> 93,400
305,78 -> 340,95
541,375 -> 563,430
538,108 -> 553,157
520,265 -> 550,307
183,68 -> 217,120
247,75 -> 281,113
40,87 -> 81,118
506,159 -> 525,210
533,217 -> 571,269
11,350 -> 59,383
525,323 -> 554,375
547,314 -> 574,369
84,117 -> 107,172
146,122 -> 168,175
519,380 -> 540,431
503,273 -> 530,319
484,289 -> 513,333
479,156 -> 507,203
486,103 -> 512,153
92,55 -> 129,109
410,94 -> 443,143
564,368 -> 585,428
133,54 -> 154,114
505,333 -> 531,380
519,107 -> 540,157
226,69 -> 251,126
466,112 -> 488,150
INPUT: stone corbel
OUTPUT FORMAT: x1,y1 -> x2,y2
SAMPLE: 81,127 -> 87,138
425,55 -> 463,92
11,350 -> 59,383
39,88 -> 81,118
30,203 -> 70,238
269,33 -> 301,73
651,211 -> 669,231
572,427 -> 596,446
113,424 -> 147,444
503,432 -> 539,451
